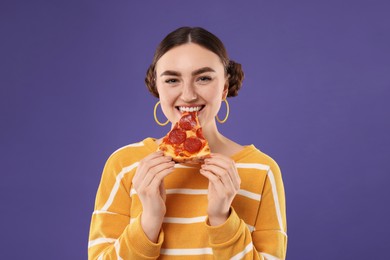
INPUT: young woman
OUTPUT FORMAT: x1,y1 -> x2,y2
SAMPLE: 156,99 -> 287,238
88,27 -> 287,260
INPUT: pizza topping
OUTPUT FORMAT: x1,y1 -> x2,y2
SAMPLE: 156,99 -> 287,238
175,146 -> 184,156
179,113 -> 197,130
168,129 -> 186,144
158,111 -> 210,163
196,128 -> 204,139
184,137 -> 202,153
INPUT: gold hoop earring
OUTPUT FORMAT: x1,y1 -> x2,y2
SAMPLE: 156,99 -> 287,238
154,101 -> 169,126
216,99 -> 229,124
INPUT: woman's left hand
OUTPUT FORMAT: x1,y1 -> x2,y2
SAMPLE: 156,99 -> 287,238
200,153 -> 241,226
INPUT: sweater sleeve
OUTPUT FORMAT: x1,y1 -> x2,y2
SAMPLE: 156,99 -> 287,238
88,154 -> 164,260
205,163 -> 287,260
252,163 -> 287,259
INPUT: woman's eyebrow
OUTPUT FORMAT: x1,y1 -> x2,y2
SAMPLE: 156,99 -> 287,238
160,70 -> 181,77
192,67 -> 215,76
160,67 -> 216,77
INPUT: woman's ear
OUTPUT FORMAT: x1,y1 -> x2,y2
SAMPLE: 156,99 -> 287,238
222,75 -> 229,99
222,87 -> 228,100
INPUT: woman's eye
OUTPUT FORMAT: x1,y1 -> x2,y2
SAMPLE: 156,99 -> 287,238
197,76 -> 212,82
165,78 -> 178,84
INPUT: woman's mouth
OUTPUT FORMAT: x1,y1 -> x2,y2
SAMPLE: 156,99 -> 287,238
176,105 -> 205,113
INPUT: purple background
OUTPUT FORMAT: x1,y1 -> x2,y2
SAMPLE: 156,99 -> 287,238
1,1 -> 389,259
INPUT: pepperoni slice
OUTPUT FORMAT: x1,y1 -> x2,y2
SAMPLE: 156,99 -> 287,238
168,129 -> 186,144
184,137 -> 202,153
179,112 -> 197,130
196,128 -> 204,139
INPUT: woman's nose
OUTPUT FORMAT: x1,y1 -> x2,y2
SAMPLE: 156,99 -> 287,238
181,82 -> 198,102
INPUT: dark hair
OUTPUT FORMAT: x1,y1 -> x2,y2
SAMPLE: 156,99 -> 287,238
145,27 -> 244,98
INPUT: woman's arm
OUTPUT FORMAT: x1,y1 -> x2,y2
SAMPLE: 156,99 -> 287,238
252,163 -> 287,259
88,151 -> 174,260
200,154 -> 287,259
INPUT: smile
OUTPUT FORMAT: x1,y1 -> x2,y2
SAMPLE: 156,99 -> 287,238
176,106 -> 205,113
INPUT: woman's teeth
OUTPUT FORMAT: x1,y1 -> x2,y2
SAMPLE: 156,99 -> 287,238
178,106 -> 202,113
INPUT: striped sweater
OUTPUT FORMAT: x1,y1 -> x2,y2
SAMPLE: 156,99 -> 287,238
88,137 -> 287,259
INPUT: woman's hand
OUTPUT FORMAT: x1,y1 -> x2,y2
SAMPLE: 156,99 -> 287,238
200,153 -> 241,226
132,151 -> 175,242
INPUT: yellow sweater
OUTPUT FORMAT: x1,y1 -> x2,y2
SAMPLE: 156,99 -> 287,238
88,137 -> 287,259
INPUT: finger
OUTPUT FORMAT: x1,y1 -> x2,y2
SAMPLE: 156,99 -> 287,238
134,152 -> 172,184
201,164 -> 235,192
205,153 -> 234,169
144,152 -> 173,170
204,155 -> 240,189
140,151 -> 166,166
141,160 -> 175,188
203,159 -> 235,184
148,166 -> 175,192
199,168 -> 221,185
199,169 -> 228,197
133,151 -> 163,181
208,153 -> 231,162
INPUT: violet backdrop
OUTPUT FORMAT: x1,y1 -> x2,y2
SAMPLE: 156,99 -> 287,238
1,0 -> 389,259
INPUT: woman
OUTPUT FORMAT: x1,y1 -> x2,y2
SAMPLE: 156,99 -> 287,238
88,27 -> 287,260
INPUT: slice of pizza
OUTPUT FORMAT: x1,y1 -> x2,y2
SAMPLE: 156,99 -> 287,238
158,111 -> 210,163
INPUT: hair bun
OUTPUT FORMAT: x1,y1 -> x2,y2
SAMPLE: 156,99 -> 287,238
226,60 -> 244,97
145,65 -> 159,98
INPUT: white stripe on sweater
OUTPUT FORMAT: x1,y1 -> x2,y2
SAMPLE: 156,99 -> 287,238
160,247 -> 213,255
128,217 -> 254,232
237,189 -> 261,201
88,238 -> 116,248
164,216 -> 207,224
98,140 -> 145,212
174,164 -> 196,169
267,169 -> 285,235
260,252 -> 281,260
230,242 -> 253,260
166,188 -> 208,195
247,224 -> 255,232
92,210 -> 118,215
236,163 -> 270,171
237,163 -> 286,235
130,188 -> 262,201
114,239 -> 123,260
100,161 -> 281,232
100,162 -> 139,211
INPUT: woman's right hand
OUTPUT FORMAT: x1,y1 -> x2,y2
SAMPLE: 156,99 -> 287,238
132,151 -> 175,242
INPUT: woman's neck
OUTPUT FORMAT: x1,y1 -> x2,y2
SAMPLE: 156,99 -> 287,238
202,121 -> 241,156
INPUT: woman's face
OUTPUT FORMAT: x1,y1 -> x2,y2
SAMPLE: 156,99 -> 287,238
155,43 -> 227,128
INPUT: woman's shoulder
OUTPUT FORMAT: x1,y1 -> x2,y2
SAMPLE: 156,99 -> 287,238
234,144 -> 281,173
106,137 -> 157,165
